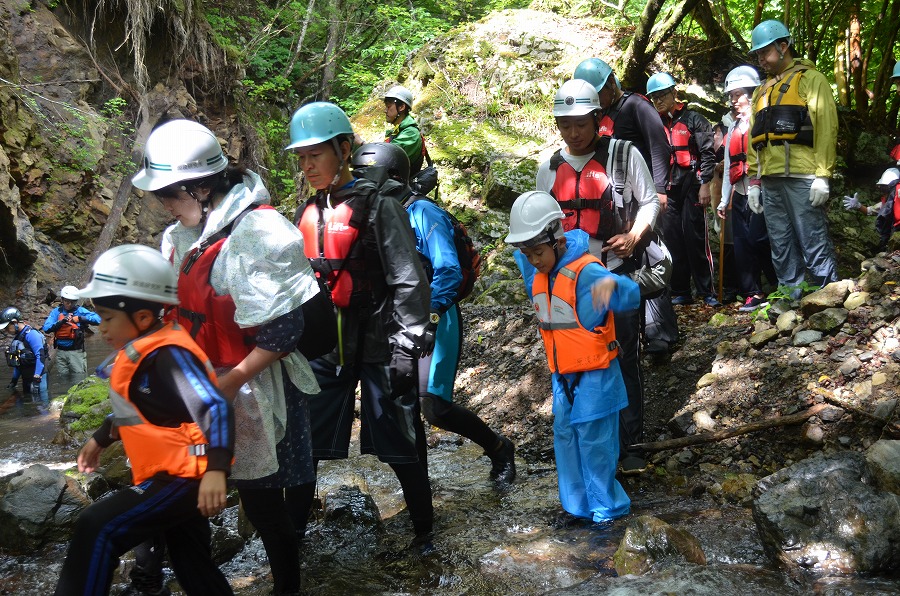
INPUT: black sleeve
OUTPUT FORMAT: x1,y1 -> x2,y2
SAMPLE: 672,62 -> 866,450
628,98 -> 671,194
91,415 -> 117,448
690,112 -> 716,184
254,305 -> 305,353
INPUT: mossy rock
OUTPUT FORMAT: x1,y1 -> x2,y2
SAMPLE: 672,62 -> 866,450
482,158 -> 537,210
59,376 -> 111,434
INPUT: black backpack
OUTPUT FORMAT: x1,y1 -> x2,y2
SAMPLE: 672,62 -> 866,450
5,326 -> 47,368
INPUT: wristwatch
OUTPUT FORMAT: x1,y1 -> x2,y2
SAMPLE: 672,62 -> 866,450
429,312 -> 441,325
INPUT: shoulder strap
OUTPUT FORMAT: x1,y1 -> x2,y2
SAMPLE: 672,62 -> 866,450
757,63 -> 808,96
549,148 -> 565,172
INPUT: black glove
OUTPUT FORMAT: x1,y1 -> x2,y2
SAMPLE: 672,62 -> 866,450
420,321 -> 438,358
389,345 -> 417,398
31,383 -> 41,396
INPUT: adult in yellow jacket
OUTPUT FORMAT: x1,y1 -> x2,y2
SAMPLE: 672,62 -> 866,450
746,20 -> 839,297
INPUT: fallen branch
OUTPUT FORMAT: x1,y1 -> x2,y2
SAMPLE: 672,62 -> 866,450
818,391 -> 900,435
634,403 -> 827,453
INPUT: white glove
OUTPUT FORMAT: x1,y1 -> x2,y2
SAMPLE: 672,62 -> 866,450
866,205 -> 879,216
748,185 -> 763,214
842,193 -> 860,211
809,177 -> 830,207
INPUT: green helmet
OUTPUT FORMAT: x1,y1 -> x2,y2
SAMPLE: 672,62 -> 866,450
573,58 -> 613,93
285,102 -> 354,151
892,62 -> 900,80
647,73 -> 677,95
750,20 -> 792,52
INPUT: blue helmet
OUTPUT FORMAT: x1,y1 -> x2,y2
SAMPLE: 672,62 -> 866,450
573,58 -> 613,93
750,20 -> 792,52
892,62 -> 900,80
647,73 -> 677,95
285,102 -> 354,151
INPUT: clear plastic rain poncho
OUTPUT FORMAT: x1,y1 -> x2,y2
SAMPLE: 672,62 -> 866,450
162,170 -> 320,480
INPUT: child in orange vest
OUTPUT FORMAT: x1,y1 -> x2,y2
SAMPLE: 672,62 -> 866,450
506,191 -> 639,525
54,245 -> 234,596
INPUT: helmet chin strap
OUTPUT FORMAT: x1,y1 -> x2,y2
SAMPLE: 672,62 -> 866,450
325,137 -> 345,208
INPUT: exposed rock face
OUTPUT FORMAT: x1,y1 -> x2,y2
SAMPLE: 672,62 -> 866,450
752,451 -> 900,573
0,464 -> 91,553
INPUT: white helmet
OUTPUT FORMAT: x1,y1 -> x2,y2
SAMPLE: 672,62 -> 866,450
505,191 -> 565,247
724,65 -> 761,93
60,285 -> 80,301
876,167 -> 900,186
77,245 -> 179,305
384,85 -> 414,109
553,79 -> 602,117
131,120 -> 228,192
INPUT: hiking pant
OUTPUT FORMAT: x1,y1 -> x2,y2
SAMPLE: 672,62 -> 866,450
663,179 -> 715,299
55,348 -> 87,377
54,475 -> 232,596
760,176 -> 838,292
611,307 -> 643,457
731,191 -> 777,296
417,304 -> 500,458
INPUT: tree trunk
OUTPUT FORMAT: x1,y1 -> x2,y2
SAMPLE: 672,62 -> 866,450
849,9 -> 867,113
619,0 -> 666,89
321,0 -> 343,99
835,38 -> 850,107
867,0 -> 900,124
282,0 -> 317,79
620,0 -> 700,89
692,0 -> 735,57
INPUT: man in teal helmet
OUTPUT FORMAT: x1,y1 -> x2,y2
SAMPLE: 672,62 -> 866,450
746,20 -> 839,296
574,58 -> 670,208
647,72 -> 719,308
383,85 -> 426,176
287,101 -> 437,553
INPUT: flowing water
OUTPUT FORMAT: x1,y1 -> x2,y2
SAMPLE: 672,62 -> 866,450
1,333 -> 898,594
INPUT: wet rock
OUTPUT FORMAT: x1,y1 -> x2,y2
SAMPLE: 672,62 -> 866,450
669,411 -> 696,437
752,451 -> 900,573
866,440 -> 900,495
776,310 -> 800,335
0,464 -> 91,553
807,308 -> 848,334
316,485 -> 383,558
799,281 -> 852,316
720,473 -> 758,504
613,515 -> 706,576
750,328 -> 779,349
792,330 -> 822,346
844,291 -> 869,310
873,398 -> 897,420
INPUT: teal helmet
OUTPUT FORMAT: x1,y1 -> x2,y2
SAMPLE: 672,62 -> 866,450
892,62 -> 900,80
285,102 -> 354,151
647,73 -> 677,95
750,20 -> 792,52
573,58 -> 613,93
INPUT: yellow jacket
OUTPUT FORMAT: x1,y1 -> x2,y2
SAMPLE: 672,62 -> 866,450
747,58 -> 837,179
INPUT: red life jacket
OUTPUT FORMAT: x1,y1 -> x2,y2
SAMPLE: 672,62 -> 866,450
297,195 -> 376,309
728,125 -> 749,184
597,92 -> 644,138
549,149 -> 616,242
54,314 -> 81,341
531,253 -> 618,374
663,108 -> 694,169
173,205 -> 272,368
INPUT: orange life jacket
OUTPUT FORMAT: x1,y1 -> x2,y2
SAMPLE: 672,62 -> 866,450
728,125 -> 749,184
173,206 -> 271,368
297,196 -> 377,308
663,109 -> 694,170
531,253 -> 618,374
549,149 -> 616,242
108,321 -> 216,485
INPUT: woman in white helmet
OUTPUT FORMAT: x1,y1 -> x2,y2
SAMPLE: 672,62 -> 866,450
132,118 -> 321,595
506,190 -> 639,524
40,285 -> 101,381
717,65 -> 777,312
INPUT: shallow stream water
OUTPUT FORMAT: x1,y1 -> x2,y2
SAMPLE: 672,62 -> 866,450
1,334 -> 898,594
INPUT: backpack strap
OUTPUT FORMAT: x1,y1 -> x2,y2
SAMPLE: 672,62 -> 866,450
181,203 -> 262,275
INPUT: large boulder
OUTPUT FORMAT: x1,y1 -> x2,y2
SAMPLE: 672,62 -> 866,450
0,464 -> 91,553
752,451 -> 900,573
